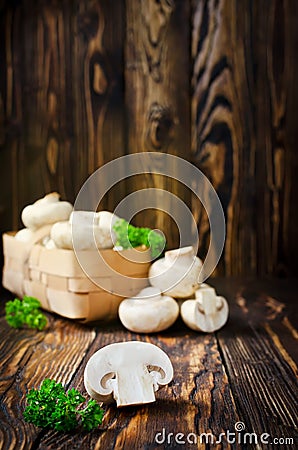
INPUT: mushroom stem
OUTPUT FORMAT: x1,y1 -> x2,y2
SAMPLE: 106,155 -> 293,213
108,366 -> 156,407
196,287 -> 218,315
84,341 -> 174,407
181,286 -> 229,333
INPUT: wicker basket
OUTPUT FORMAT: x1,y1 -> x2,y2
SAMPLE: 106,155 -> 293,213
2,229 -> 151,322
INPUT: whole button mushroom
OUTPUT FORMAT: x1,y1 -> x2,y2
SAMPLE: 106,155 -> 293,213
51,210 -> 120,250
15,228 -> 35,242
94,210 -> 120,248
181,286 -> 229,332
148,246 -> 202,298
21,192 -> 73,230
84,341 -> 174,407
118,286 -> 179,333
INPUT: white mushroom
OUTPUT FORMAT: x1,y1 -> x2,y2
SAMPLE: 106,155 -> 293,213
118,287 -> 179,333
21,192 -> 73,230
149,246 -> 203,298
15,228 -> 35,242
42,236 -> 57,249
84,341 -> 174,407
97,211 -> 119,244
50,221 -> 73,249
181,286 -> 229,332
50,211 -> 120,250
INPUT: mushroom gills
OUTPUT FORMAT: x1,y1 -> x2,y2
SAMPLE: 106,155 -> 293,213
181,286 -> 229,333
84,341 -> 174,407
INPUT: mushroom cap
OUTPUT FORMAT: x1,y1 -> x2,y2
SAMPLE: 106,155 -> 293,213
70,210 -> 117,250
70,210 -> 100,226
97,211 -> 119,231
149,246 -> 202,298
50,210 -> 118,250
36,192 -> 60,204
181,287 -> 229,332
15,228 -> 35,242
21,193 -> 73,230
118,287 -> 179,333
180,300 -> 198,331
84,341 -> 174,406
96,211 -> 119,248
50,221 -> 73,249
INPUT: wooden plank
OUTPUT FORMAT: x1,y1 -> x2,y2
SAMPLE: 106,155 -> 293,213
0,3 -> 24,241
0,278 -> 297,449
0,313 -> 96,450
1,0 -> 298,278
212,278 -> 298,363
191,0 -> 253,276
125,0 -> 191,250
0,318 -> 46,395
282,1 -> 298,277
72,0 -> 126,211
191,0 -> 298,277
0,0 -> 126,242
35,324 -> 240,449
213,278 -> 298,449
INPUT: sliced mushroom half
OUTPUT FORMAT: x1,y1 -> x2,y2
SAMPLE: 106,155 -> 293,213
181,286 -> 229,332
84,341 -> 174,407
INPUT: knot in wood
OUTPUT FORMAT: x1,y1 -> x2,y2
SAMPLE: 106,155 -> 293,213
146,102 -> 174,150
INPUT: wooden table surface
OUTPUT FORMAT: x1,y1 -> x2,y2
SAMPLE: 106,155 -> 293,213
0,278 -> 297,450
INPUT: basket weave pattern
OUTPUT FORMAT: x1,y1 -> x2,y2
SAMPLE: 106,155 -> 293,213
2,231 -> 150,322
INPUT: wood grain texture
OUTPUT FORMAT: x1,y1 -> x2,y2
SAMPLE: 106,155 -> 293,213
0,311 -> 95,450
125,0 -> 191,250
214,278 -> 298,450
72,0 -> 126,210
0,278 -> 297,449
37,329 -> 239,449
0,0 -> 125,238
1,0 -> 298,276
191,0 -> 298,277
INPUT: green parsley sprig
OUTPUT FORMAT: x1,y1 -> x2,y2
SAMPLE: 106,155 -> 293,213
24,379 -> 104,432
113,219 -> 166,259
5,296 -> 47,330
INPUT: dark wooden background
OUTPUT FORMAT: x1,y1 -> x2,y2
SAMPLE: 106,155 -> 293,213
1,0 -> 298,277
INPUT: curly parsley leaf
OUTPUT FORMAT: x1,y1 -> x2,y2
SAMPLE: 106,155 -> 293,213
23,379 -> 104,432
79,399 -> 105,432
5,296 -> 47,330
113,219 -> 166,259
